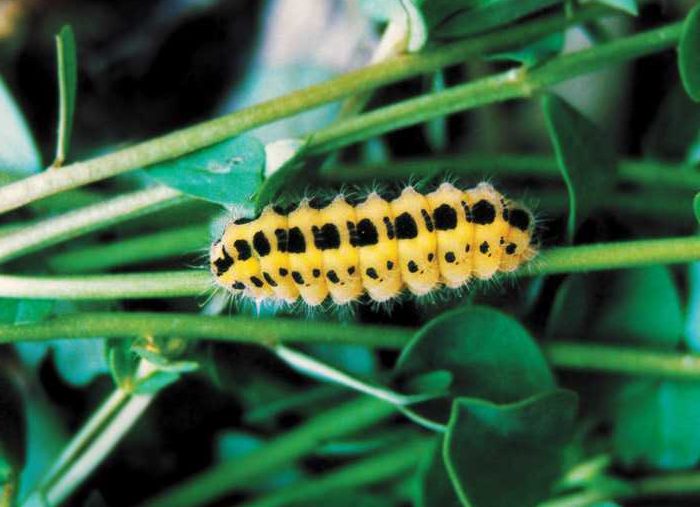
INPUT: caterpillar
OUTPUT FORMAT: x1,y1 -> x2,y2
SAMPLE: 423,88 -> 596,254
209,182 -> 536,307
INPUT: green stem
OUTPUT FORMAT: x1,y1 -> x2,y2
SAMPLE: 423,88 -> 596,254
542,471 -> 700,506
239,438 -> 431,507
0,6 -> 608,215
530,236 -> 700,276
322,154 -> 700,192
4,313 -> 700,381
139,397 -> 395,507
0,271 -> 210,300
48,224 -> 209,273
0,186 -> 185,265
544,342 -> 700,381
0,312 -> 412,349
1,236 -> 697,299
306,21 -> 683,155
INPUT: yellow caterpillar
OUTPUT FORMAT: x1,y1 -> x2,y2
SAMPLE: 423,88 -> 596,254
209,182 -> 536,306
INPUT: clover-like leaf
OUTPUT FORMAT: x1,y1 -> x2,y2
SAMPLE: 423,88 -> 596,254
444,390 -> 578,507
394,306 -> 555,422
541,93 -> 616,242
145,135 -> 265,205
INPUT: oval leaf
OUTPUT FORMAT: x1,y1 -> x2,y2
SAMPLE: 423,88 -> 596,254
146,135 -> 265,205
394,306 -> 555,422
694,192 -> 700,224
541,93 -> 616,242
416,439 -> 463,507
444,390 -> 578,507
679,3 -> 700,102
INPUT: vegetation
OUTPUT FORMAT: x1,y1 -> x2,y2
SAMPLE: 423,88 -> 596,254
0,1 -> 699,506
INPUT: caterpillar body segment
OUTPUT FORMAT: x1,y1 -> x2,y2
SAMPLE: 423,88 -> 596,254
354,193 -> 402,302
318,197 -> 364,304
286,203 -> 328,306
426,182 -> 474,289
254,208 -> 298,303
391,187 -> 440,296
210,182 -> 536,306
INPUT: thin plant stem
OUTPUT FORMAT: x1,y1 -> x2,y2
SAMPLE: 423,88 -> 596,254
0,312 -> 412,349
40,389 -> 128,491
541,471 -> 700,506
531,237 -> 700,275
45,394 -> 154,506
24,360 -> 160,507
305,21 -> 683,155
0,186 -> 185,265
0,271 -> 211,300
238,437 -> 432,507
0,236 -> 697,299
0,7 -> 649,214
322,154 -> 700,192
4,313 -> 700,381
543,342 -> 700,381
139,397 -> 395,507
48,224 -> 209,273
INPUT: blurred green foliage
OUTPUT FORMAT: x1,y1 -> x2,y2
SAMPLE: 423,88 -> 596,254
0,1 -> 699,506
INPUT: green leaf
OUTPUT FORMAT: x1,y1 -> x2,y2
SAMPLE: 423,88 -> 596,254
416,440 -> 463,507
146,135 -> 265,205
53,25 -> 78,167
642,85 -> 700,161
591,0 -> 638,16
486,31 -> 564,67
394,306 -> 555,422
613,380 -> 700,469
678,3 -> 700,102
694,192 -> 700,223
132,370 -> 180,395
404,370 -> 453,395
444,390 -> 578,507
107,339 -> 139,391
541,93 -> 615,242
591,266 -> 683,349
546,274 -> 592,341
0,76 -> 41,175
422,0 -> 562,39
